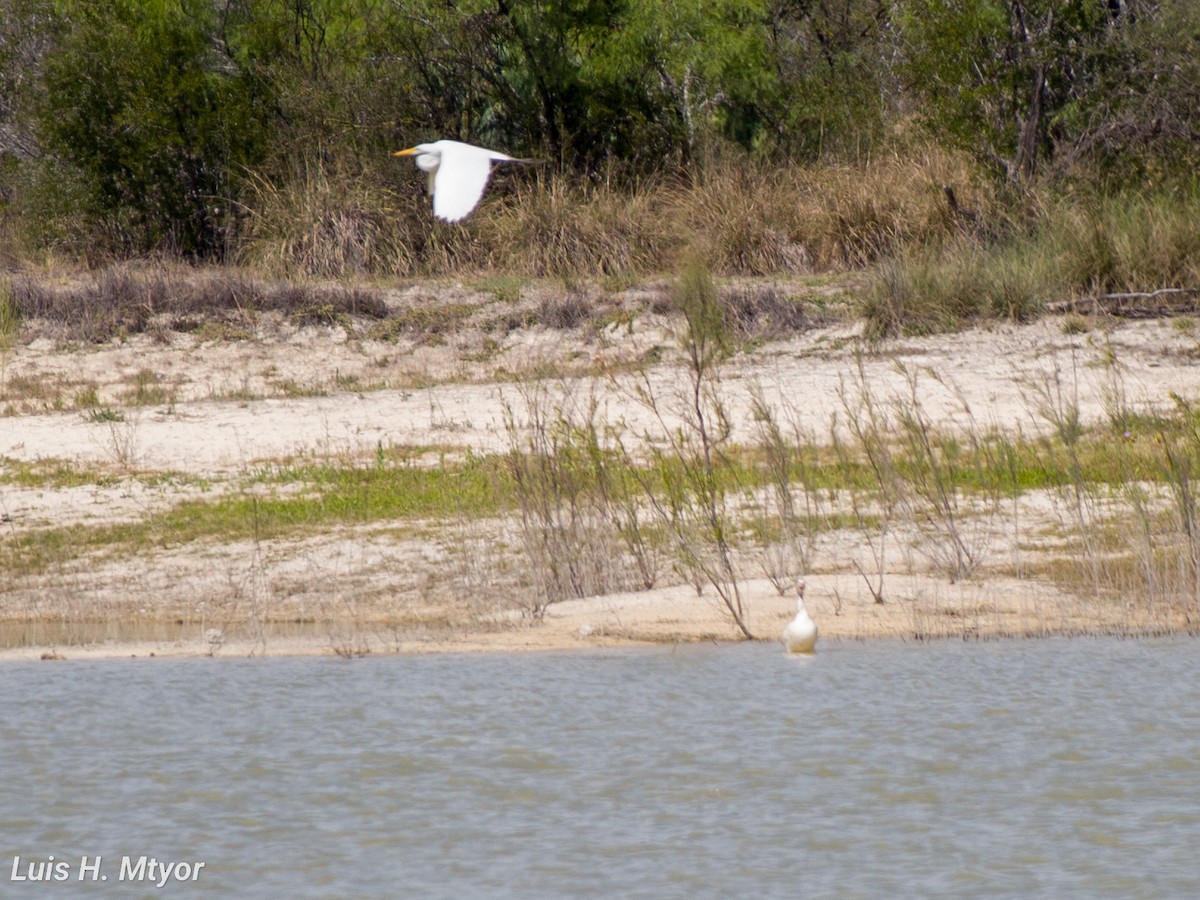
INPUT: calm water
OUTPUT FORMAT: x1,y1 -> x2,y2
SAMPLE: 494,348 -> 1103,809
2,638 -> 1199,898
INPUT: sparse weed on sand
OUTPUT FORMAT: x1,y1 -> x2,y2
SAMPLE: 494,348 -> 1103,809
8,358 -> 1200,647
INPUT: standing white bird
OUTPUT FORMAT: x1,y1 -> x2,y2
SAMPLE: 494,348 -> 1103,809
782,579 -> 817,653
393,139 -> 530,222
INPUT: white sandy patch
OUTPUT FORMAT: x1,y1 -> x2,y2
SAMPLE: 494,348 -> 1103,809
5,316 -> 1198,475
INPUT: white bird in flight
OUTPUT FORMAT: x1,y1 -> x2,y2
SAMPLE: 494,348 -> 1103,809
393,139 -> 532,222
782,579 -> 817,653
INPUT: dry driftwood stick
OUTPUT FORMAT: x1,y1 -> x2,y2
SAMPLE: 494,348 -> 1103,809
1046,287 -> 1200,318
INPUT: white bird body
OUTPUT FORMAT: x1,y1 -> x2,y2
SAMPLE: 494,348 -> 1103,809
782,581 -> 817,653
394,139 -> 528,222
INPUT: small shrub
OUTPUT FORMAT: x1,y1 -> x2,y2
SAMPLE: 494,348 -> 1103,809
720,285 -> 811,341
8,266 -> 390,343
536,292 -> 594,330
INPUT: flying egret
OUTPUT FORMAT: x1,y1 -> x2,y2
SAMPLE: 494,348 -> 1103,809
782,579 -> 817,653
393,139 -> 531,222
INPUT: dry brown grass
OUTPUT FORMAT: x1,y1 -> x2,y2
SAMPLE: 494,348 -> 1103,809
225,144 -> 991,281
481,176 -> 676,277
860,184 -> 1200,338
234,159 -> 427,277
675,146 -> 986,274
6,264 -> 390,343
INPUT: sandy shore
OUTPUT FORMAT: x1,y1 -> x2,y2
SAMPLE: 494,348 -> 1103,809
0,569 -> 1186,661
3,276 -> 1199,660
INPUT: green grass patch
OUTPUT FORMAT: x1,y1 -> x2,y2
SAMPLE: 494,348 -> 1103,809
176,454 -> 511,541
8,399 -> 1200,582
0,457 -> 120,489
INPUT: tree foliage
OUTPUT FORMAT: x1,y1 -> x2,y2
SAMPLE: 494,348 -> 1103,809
0,0 -> 1196,259
28,1 -> 271,255
899,0 -> 1200,184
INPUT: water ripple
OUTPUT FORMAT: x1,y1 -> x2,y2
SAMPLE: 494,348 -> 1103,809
1,638 -> 1198,897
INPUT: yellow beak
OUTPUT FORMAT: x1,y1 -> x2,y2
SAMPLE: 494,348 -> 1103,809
393,147 -> 419,157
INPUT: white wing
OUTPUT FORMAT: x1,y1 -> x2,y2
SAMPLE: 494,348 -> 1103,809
431,143 -> 496,223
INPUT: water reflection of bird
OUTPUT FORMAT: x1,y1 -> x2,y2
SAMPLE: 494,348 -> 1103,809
782,579 -> 817,653
393,139 -> 533,222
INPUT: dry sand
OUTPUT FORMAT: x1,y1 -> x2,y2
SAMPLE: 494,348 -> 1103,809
2,277 -> 1199,659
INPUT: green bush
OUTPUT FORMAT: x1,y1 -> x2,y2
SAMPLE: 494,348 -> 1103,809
32,0 -> 270,257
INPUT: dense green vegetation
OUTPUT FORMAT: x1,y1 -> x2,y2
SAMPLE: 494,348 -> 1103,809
1,1 -> 1198,322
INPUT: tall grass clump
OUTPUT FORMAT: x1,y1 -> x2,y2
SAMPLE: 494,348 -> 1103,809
861,183 -> 1200,337
860,241 -> 1049,338
483,176 -> 675,277
801,147 -> 984,266
680,145 -> 985,275
236,158 -> 440,277
859,251 -> 977,339
677,163 -> 813,276
625,259 -> 756,637
0,279 -> 17,347
501,381 -> 654,618
0,279 -> 17,397
1044,187 -> 1200,296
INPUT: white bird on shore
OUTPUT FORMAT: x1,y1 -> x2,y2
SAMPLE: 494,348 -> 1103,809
393,139 -> 532,222
782,579 -> 817,653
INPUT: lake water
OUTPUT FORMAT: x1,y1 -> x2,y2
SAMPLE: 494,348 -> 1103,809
3,638 -> 1199,898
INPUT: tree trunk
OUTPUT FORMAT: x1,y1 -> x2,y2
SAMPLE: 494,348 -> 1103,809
1014,63 -> 1046,181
